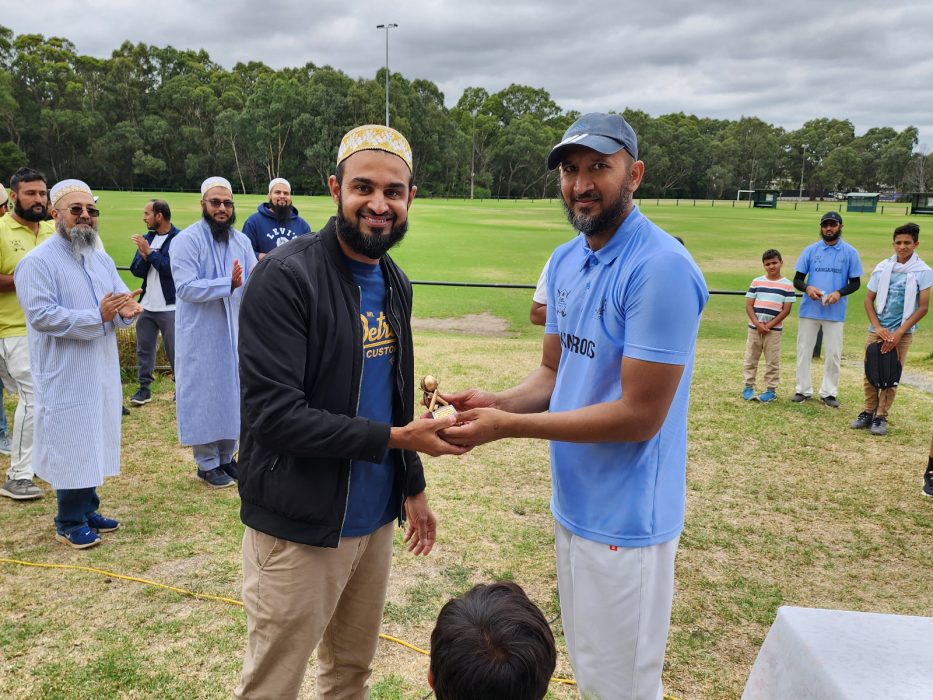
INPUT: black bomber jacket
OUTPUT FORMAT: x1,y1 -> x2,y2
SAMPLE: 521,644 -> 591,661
236,217 -> 425,547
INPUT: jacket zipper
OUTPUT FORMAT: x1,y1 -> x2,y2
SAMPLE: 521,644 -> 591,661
385,283 -> 409,523
338,285 -> 365,535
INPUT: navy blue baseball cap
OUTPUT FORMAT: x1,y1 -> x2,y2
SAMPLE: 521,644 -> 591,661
820,211 -> 843,225
546,113 -> 638,170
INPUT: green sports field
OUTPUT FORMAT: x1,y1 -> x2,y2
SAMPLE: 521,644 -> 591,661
100,191 -> 930,354
2,194 -> 931,699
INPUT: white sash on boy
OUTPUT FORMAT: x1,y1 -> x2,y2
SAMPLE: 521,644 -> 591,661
873,252 -> 931,324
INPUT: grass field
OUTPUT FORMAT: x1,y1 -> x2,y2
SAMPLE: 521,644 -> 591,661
1,195 -> 932,699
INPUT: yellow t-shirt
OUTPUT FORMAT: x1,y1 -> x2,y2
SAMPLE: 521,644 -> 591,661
0,213 -> 54,337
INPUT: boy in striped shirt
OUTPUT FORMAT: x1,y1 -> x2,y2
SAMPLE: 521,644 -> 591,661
743,249 -> 796,402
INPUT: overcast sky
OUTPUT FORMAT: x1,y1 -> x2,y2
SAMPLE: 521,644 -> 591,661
10,0 -> 933,147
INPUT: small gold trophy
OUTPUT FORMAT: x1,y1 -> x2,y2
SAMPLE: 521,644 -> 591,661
420,375 -> 457,419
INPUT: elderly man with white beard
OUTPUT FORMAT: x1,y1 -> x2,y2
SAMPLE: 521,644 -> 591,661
15,179 -> 143,549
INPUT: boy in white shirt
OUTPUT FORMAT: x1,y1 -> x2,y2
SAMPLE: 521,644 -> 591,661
851,223 -> 932,435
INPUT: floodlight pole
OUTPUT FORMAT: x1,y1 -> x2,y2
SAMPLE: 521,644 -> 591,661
376,23 -> 398,127
799,144 -> 808,201
470,108 -> 477,200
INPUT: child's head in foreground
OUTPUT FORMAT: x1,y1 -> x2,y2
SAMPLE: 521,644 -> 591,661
429,581 -> 556,700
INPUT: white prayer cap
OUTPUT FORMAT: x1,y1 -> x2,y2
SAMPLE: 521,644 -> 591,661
0,184 -> 7,206
268,177 -> 291,193
337,124 -> 412,172
200,176 -> 232,195
50,179 -> 94,207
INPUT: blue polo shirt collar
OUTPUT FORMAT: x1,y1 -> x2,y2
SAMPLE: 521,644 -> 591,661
577,206 -> 644,271
818,237 -> 844,251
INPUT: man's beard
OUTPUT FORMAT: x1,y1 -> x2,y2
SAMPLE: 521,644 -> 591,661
56,218 -> 99,259
336,198 -> 407,259
821,229 -> 842,243
561,186 -> 631,238
14,198 -> 47,222
269,202 -> 291,225
202,209 -> 236,242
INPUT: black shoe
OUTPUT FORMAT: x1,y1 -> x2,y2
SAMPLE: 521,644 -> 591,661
922,471 -> 933,498
121,406 -> 130,416
821,396 -> 840,408
850,411 -> 873,429
790,393 -> 810,403
220,458 -> 238,481
869,416 -> 888,436
196,466 -> 234,489
130,388 -> 151,405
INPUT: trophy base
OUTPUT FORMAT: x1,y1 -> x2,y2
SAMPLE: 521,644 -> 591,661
430,404 -> 457,420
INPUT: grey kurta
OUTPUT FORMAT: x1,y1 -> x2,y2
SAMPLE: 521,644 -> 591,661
15,235 -> 132,490
171,220 -> 256,446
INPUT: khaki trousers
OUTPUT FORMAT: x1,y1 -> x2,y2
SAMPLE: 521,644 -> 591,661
234,522 -> 395,700
743,327 -> 783,390
862,331 -> 913,418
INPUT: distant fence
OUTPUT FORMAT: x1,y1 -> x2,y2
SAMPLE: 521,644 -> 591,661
416,195 -> 914,214
112,279 -> 779,373
90,188 -> 917,216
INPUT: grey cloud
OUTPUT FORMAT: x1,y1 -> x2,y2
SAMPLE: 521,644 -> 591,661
11,0 -> 933,144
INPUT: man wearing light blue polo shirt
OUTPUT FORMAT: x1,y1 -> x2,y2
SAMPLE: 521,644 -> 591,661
791,211 -> 862,407
444,113 -> 708,700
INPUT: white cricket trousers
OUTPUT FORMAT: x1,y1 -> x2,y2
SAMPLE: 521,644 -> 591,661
0,336 -> 34,481
555,522 -> 679,700
795,317 -> 844,399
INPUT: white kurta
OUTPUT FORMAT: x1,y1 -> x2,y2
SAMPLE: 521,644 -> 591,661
15,235 -> 132,489
171,220 -> 256,446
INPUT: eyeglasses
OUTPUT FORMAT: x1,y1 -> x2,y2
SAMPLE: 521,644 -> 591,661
820,221 -> 840,228
205,198 -> 235,209
67,205 -> 101,217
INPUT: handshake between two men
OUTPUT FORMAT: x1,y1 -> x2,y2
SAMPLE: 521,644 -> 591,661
388,364 -> 563,459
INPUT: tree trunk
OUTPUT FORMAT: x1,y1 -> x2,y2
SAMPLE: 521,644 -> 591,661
229,136 -> 247,195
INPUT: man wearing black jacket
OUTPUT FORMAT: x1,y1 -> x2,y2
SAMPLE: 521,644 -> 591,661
234,125 -> 466,699
129,199 -> 178,406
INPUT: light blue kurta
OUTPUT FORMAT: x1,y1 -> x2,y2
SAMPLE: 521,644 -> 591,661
15,235 -> 133,489
171,220 -> 256,446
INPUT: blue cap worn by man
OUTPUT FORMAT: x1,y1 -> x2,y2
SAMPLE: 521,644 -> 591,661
791,209 -> 862,407
546,111 -> 638,168
442,112 -> 709,699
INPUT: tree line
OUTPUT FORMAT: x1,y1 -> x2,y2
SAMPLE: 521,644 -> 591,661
1,25 -> 931,199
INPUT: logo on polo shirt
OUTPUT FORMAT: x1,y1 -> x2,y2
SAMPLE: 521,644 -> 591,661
594,298 -> 606,320
556,288 -> 571,317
